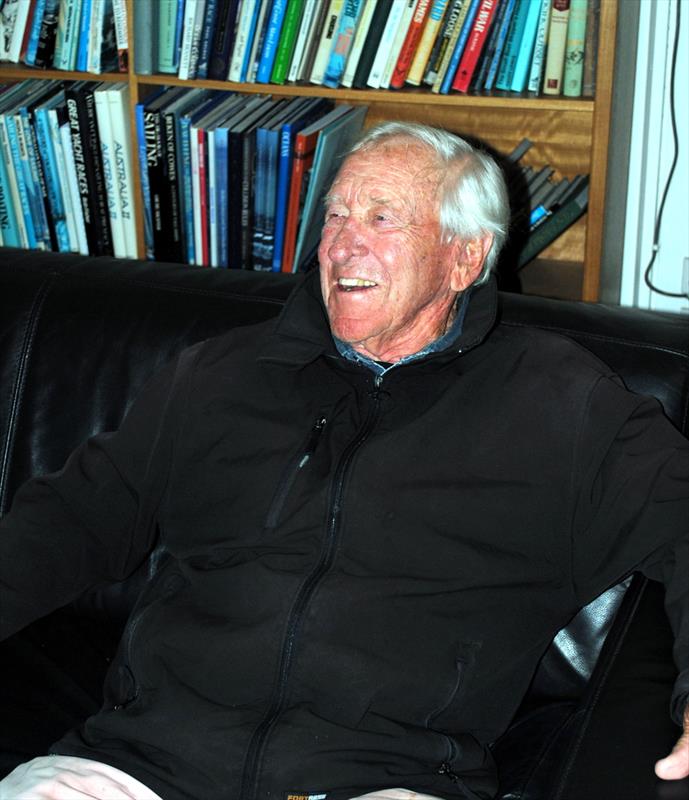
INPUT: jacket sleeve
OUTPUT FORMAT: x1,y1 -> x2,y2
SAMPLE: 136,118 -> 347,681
0,349 -> 194,642
570,373 -> 689,725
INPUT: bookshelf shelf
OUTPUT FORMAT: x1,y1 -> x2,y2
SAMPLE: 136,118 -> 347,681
0,0 -> 619,302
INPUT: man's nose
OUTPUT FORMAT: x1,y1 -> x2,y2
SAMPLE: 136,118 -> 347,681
327,217 -> 368,262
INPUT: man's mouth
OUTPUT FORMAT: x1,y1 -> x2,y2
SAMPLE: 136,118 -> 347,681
337,277 -> 377,292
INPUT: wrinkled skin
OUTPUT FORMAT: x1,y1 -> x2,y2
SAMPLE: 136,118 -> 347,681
318,140 -> 492,363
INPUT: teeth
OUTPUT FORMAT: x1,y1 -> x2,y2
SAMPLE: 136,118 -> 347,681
338,278 -> 377,287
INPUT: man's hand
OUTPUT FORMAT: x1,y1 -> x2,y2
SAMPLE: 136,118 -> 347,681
655,703 -> 689,780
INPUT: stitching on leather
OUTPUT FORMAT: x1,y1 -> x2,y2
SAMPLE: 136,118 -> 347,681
0,272 -> 57,513
501,319 -> 689,359
549,575 -> 647,800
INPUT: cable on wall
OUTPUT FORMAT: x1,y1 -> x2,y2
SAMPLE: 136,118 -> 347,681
643,0 -> 688,300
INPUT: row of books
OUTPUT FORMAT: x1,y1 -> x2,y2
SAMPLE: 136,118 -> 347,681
134,0 -> 598,98
137,85 -> 366,271
0,79 -> 136,257
0,0 -> 128,73
505,137 -> 589,268
0,76 -> 588,269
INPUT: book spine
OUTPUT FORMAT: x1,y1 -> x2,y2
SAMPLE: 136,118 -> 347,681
0,111 -> 22,247
581,0 -> 598,97
379,0 -> 417,89
108,87 -> 137,258
75,0 -> 92,70
527,0 -> 551,93
296,0 -> 329,80
6,111 -> 37,249
86,0 -> 103,71
16,109 -> 49,248
207,128 -> 218,265
82,85 -> 114,254
271,0 -> 305,84
429,0 -> 467,91
509,0 -> 544,92
214,127 -> 229,266
158,0 -> 180,73
483,0 -> 517,90
451,0 -> 497,92
436,0 -> 478,93
0,112 -> 31,248
49,104 -> 80,251
94,87 -> 125,256
366,0 -> 406,89
286,0 -> 317,82
256,0 -> 289,83
543,0 -> 571,95
246,0 -> 273,82
133,0 -> 154,73
308,0 -> 344,85
340,0 -> 376,87
8,0 -> 33,62
322,0 -> 362,88
24,0 -> 48,65
252,126 -> 267,268
562,0 -> 587,97
144,103 -> 169,262
494,0 -> 528,91
178,113 -> 196,264
34,0 -> 60,69
208,0 -> 241,80
389,0 -> 432,89
0,143 -> 20,247
53,0 -> 82,70
178,0 -> 199,79
188,0 -> 209,80
517,182 -> 588,267
112,0 -> 128,70
23,106 -> 56,249
408,0 -> 449,85
228,0 -> 259,81
196,0 -> 219,78
161,105 -> 185,263
59,120 -> 89,254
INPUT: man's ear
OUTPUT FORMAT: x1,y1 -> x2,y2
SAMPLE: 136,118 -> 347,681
449,234 -> 494,292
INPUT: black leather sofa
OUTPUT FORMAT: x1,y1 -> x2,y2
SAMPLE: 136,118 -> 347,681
1,248 -> 687,800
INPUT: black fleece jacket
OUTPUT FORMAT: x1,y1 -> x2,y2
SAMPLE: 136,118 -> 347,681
1,274 -> 688,800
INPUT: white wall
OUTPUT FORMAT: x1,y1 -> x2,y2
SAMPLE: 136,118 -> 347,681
619,0 -> 688,314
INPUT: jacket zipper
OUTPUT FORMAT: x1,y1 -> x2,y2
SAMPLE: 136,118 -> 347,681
240,385 -> 383,800
264,416 -> 327,529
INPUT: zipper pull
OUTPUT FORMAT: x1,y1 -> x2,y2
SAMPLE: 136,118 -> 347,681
298,417 -> 327,468
438,762 -> 460,783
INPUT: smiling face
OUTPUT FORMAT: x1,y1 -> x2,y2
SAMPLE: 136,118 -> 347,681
318,140 -> 488,363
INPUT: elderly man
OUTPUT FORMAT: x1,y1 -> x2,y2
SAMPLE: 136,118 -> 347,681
1,123 -> 688,800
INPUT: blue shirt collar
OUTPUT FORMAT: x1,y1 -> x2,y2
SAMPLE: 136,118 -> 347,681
333,290 -> 471,378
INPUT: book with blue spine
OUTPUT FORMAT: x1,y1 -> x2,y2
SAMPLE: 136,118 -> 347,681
438,0 -> 480,94
24,0 -> 48,65
256,0 -> 289,83
196,0 -> 220,78
271,96 -> 332,272
3,111 -> 38,249
59,118 -> 89,254
228,0 -> 261,81
483,0 -> 517,90
0,85 -> 29,248
494,0 -> 530,90
75,0 -> 93,70
509,0 -> 544,91
322,0 -> 363,88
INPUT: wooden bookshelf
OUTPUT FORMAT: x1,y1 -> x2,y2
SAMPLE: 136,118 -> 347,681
0,0 -> 619,302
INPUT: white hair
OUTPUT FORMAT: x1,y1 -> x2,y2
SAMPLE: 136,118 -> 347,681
347,122 -> 510,286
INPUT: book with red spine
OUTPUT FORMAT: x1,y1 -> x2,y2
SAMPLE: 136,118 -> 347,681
451,0 -> 498,92
389,0 -> 432,89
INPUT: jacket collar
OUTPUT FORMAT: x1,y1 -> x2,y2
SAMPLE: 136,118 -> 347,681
259,269 -> 498,368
